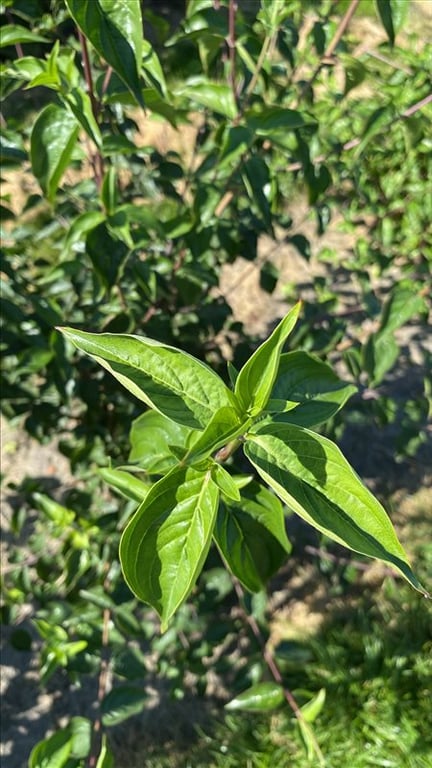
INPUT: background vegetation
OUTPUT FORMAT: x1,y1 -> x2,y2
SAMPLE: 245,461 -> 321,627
1,0 -> 431,766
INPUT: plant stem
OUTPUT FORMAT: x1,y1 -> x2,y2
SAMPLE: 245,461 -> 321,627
77,28 -> 104,191
297,0 -> 360,101
227,0 -> 238,105
88,580 -> 111,767
231,576 -> 325,766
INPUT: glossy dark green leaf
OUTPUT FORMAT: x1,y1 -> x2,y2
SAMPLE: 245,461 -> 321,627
268,351 -> 357,427
242,155 -> 272,228
235,303 -> 301,417
375,0 -> 407,45
64,87 -> 102,148
214,481 -> 290,592
65,0 -> 144,106
120,467 -> 219,627
142,40 -> 167,97
225,682 -> 284,712
101,686 -> 147,726
86,222 -> 129,290
30,104 -> 79,203
58,327 -> 234,429
245,423 -> 426,595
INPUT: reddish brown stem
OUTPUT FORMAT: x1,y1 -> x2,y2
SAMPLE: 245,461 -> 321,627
77,28 -> 104,191
227,0 -> 238,105
231,577 -> 324,764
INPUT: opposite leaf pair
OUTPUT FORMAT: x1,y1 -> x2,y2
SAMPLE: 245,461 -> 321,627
58,303 -> 426,629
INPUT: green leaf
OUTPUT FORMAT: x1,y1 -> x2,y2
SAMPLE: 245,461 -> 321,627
245,105 -> 306,134
268,351 -> 357,427
242,155 -> 272,229
57,327 -> 234,429
225,682 -> 284,712
375,0 -> 407,45
212,464 -> 241,502
101,686 -> 147,727
176,78 -> 237,119
362,333 -> 399,385
120,467 -> 219,627
142,39 -> 167,97
245,423 -> 427,595
0,24 -> 49,47
98,467 -> 151,502
214,481 -> 291,592
64,211 -> 106,253
235,303 -> 301,416
378,287 -> 426,336
28,727 -> 72,768
30,104 -> 79,203
129,411 -> 194,474
69,717 -> 92,759
86,221 -> 129,291
65,0 -> 144,106
95,736 -> 114,768
300,688 -> 326,724
187,406 -> 247,462
64,87 -> 102,148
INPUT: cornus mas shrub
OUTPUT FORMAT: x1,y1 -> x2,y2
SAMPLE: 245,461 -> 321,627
58,305 -> 428,630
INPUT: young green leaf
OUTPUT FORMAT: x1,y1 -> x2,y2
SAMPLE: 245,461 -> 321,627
235,303 -> 301,417
65,0 -> 144,106
30,104 -> 79,203
225,682 -> 284,712
268,351 -> 357,427
57,328 -> 234,429
129,411 -> 194,473
245,423 -> 427,595
187,406 -> 247,462
214,481 -> 291,592
120,467 -> 219,628
98,467 -> 150,503
212,464 -> 241,502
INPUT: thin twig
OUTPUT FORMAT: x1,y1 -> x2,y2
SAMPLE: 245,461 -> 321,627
231,576 -> 325,766
77,28 -> 104,190
297,0 -> 361,101
227,0 -> 238,106
88,573 -> 112,768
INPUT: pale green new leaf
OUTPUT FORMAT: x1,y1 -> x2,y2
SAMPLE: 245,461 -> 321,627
235,303 -> 301,416
120,467 -> 219,628
65,0 -> 144,106
30,104 -> 79,203
245,423 -> 426,594
57,328 -> 234,429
